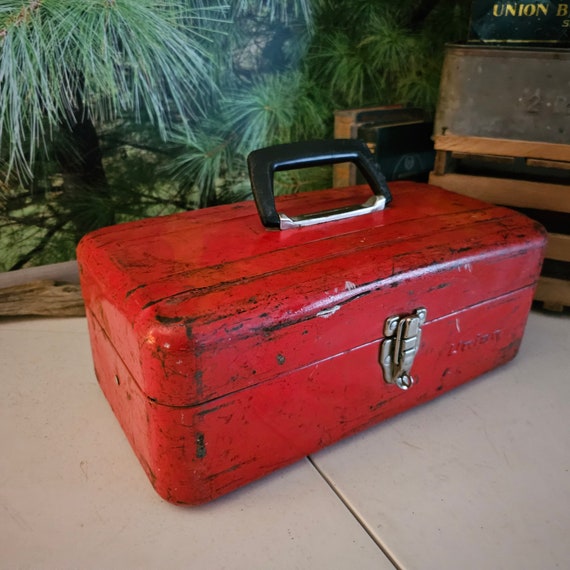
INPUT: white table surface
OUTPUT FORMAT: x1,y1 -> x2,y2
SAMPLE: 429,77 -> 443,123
1,311 -> 568,570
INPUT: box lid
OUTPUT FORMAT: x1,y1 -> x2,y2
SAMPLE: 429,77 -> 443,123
77,182 -> 546,407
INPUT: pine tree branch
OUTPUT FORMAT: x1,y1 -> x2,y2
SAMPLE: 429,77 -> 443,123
9,217 -> 69,271
0,1 -> 223,181
0,0 -> 42,39
99,136 -> 173,156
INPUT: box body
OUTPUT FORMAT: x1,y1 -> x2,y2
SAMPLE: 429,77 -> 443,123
77,181 -> 546,504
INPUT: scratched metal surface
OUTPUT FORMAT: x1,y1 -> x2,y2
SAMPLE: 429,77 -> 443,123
76,181 -> 546,504
77,182 -> 545,407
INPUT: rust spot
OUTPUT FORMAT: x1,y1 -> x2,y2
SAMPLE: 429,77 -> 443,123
156,315 -> 184,324
140,457 -> 157,484
142,298 -> 160,310
196,402 -> 231,417
125,283 -> 147,298
369,395 -> 398,412
501,338 -> 522,358
427,282 -> 449,292
204,458 -> 257,481
195,432 -> 207,458
194,370 -> 204,395
449,246 -> 472,254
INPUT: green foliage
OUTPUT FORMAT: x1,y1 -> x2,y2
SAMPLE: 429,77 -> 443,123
225,71 -> 326,154
167,124 -> 239,208
0,0 -> 471,271
0,0 -> 224,178
167,2 -> 324,203
308,0 -> 471,109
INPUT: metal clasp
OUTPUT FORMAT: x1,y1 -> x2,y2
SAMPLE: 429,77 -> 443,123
380,308 -> 427,390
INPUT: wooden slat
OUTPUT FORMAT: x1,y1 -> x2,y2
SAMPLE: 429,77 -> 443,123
334,111 -> 359,140
527,158 -> 570,170
534,276 -> 570,310
546,233 -> 570,263
433,135 -> 570,162
333,110 -> 357,188
451,152 -> 516,165
428,172 -> 570,213
433,150 -> 450,176
332,163 -> 356,189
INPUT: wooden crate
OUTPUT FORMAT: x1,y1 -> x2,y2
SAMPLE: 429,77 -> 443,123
434,45 -> 570,146
429,134 -> 570,310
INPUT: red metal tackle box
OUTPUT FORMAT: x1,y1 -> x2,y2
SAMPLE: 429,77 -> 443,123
77,140 -> 547,505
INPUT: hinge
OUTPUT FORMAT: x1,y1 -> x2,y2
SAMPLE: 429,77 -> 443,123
380,308 -> 427,390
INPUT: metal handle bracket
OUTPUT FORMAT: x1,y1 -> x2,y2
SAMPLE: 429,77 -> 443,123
278,195 -> 386,230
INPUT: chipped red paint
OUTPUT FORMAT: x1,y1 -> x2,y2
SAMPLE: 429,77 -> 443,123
77,182 -> 547,504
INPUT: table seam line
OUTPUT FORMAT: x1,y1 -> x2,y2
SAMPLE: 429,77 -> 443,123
307,455 -> 402,570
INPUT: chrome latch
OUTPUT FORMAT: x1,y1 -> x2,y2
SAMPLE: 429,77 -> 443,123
380,308 -> 427,390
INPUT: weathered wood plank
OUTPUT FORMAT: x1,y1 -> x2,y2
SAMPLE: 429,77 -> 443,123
433,135 -> 570,162
0,280 -> 85,317
546,233 -> 570,263
428,172 -> 570,213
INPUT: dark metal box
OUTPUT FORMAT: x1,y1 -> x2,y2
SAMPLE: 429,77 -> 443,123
469,0 -> 570,45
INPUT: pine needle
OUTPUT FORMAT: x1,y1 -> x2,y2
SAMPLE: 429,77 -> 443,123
0,0 -> 226,180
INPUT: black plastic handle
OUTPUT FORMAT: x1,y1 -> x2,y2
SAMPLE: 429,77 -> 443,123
247,139 -> 392,228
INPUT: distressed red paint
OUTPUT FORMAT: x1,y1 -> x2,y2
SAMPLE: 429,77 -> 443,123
77,181 -> 547,504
